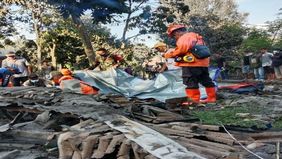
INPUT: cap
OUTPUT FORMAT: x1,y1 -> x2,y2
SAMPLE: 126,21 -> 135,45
6,51 -> 16,57
153,42 -> 167,49
48,71 -> 63,80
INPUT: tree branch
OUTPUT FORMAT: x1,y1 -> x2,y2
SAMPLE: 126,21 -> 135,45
125,33 -> 143,41
132,0 -> 146,13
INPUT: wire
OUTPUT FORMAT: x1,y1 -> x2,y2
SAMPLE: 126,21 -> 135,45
220,124 -> 264,159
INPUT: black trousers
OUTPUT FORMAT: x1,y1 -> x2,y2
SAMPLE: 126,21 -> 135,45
12,76 -> 28,86
182,67 -> 215,89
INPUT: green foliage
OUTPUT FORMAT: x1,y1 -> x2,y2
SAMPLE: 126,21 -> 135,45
0,2 -> 16,39
46,0 -> 126,23
41,19 -> 83,68
267,8 -> 282,43
193,105 -> 266,128
119,0 -> 155,42
55,35 -> 84,67
3,38 -> 15,46
211,24 -> 245,53
273,38 -> 282,50
241,29 -> 272,52
273,117 -> 282,129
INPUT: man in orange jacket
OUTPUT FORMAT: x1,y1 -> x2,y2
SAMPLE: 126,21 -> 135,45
163,24 -> 216,106
49,70 -> 99,95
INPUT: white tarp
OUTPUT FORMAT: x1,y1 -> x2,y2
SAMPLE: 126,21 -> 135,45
75,68 -> 219,102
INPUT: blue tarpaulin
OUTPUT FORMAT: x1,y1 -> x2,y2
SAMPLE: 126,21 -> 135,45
75,68 -> 220,102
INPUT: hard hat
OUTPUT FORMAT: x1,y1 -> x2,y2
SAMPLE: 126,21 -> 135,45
167,24 -> 186,37
153,42 -> 167,49
61,69 -> 72,76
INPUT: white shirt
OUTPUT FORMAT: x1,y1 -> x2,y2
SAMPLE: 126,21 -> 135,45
262,52 -> 273,67
2,57 -> 30,77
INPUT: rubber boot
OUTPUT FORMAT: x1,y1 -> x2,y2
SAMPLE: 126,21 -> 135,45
182,89 -> 200,106
201,87 -> 216,103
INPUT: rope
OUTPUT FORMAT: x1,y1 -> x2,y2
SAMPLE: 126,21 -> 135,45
220,124 -> 264,159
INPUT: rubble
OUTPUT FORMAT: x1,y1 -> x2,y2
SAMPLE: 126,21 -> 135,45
0,86 -> 281,159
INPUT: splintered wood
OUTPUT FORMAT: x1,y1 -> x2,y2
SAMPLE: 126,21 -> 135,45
0,87 -> 281,159
56,119 -> 155,159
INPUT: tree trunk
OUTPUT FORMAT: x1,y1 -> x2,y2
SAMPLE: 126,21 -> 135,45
71,14 -> 96,66
32,10 -> 42,70
122,0 -> 132,42
122,12 -> 132,42
50,42 -> 57,69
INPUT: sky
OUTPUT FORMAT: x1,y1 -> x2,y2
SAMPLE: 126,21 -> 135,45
236,0 -> 282,25
12,0 -> 282,47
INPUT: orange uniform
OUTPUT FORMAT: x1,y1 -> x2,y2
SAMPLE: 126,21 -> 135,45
59,75 -> 99,95
164,32 -> 209,67
164,23 -> 216,105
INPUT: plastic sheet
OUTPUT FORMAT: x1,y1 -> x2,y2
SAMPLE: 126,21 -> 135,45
75,68 -> 219,102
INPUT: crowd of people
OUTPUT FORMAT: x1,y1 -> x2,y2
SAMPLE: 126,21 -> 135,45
0,51 -> 99,95
242,48 -> 282,81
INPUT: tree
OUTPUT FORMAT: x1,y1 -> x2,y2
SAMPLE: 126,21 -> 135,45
267,8 -> 282,44
0,2 -> 16,41
145,0 -> 190,41
241,29 -> 272,52
209,23 -> 246,54
45,0 -> 127,66
119,0 -> 150,42
273,38 -> 282,50
42,18 -> 86,69
3,0 -> 59,69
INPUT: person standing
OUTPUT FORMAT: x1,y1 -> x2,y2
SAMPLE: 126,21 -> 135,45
40,60 -> 55,80
163,24 -> 216,106
272,50 -> 282,79
2,51 -> 32,86
153,42 -> 180,72
89,48 -> 120,71
261,48 -> 274,80
250,52 -> 264,81
242,51 -> 252,80
214,53 -> 228,80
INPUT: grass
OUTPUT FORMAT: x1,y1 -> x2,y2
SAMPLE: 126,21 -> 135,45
272,118 -> 282,129
191,105 -> 267,128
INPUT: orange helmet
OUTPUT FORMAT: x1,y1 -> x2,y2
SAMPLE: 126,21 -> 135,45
167,24 -> 186,37
61,68 -> 72,76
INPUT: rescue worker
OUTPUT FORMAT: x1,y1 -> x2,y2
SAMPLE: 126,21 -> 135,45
59,68 -> 74,81
89,48 -> 121,71
153,42 -> 180,72
49,70 -> 99,95
163,24 -> 216,105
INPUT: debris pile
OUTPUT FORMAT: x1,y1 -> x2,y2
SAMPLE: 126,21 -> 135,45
0,86 -> 281,159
